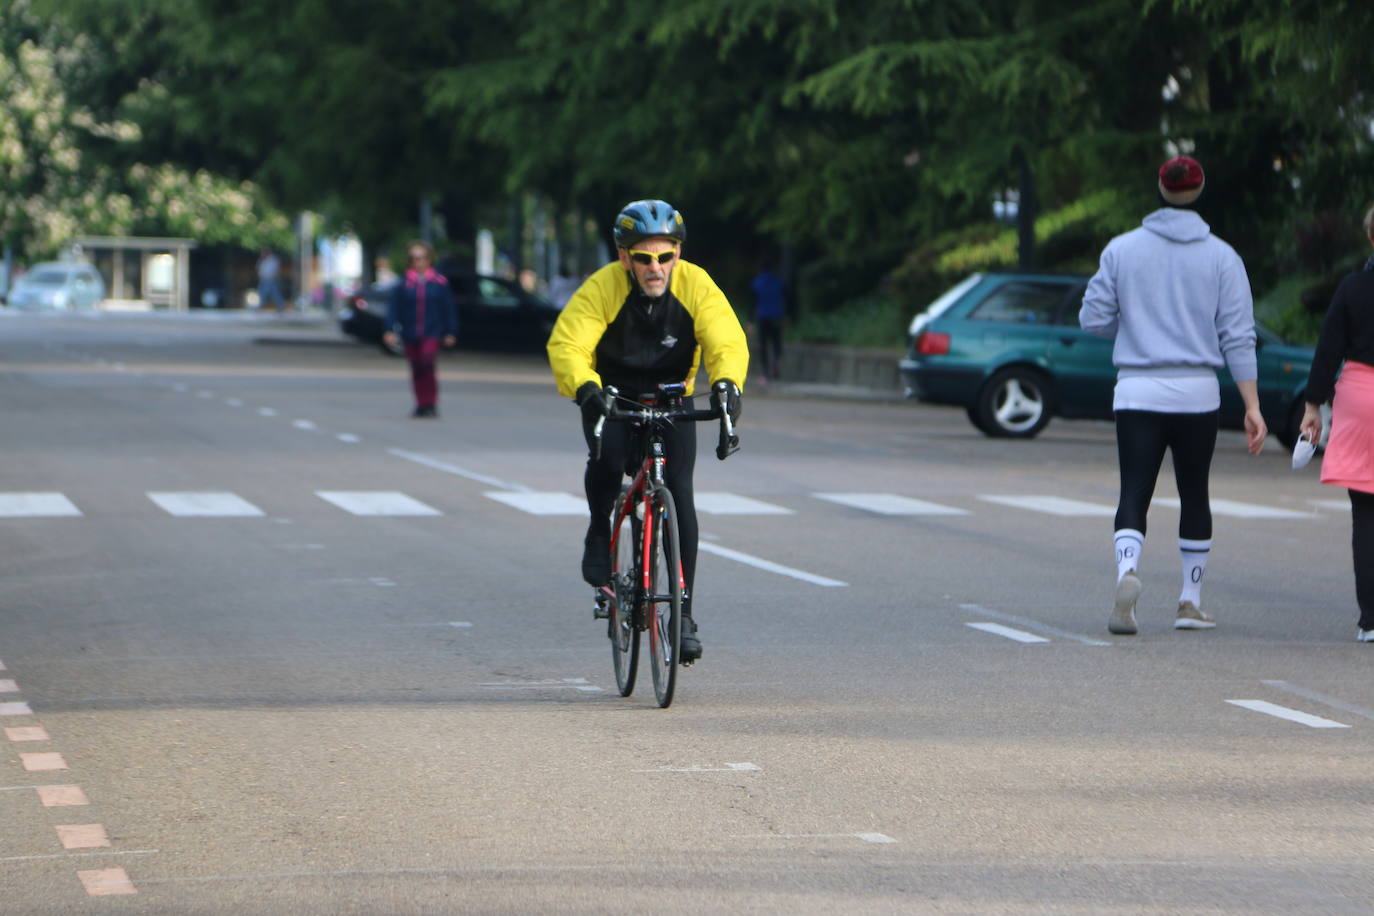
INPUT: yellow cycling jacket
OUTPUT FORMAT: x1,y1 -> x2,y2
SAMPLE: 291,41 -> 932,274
547,259 -> 749,399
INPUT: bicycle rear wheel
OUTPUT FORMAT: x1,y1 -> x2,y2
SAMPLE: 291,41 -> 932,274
608,492 -> 639,696
647,486 -> 683,708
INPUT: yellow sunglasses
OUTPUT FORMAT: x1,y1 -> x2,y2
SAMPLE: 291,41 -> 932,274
627,248 -> 679,266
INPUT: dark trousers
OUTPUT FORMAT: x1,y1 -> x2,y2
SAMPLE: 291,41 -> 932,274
404,337 -> 440,408
582,414 -> 699,601
1351,489 -> 1374,629
757,318 -> 783,379
1114,410 -> 1219,540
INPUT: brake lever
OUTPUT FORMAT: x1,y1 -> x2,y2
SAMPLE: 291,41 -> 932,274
715,410 -> 740,461
590,385 -> 619,461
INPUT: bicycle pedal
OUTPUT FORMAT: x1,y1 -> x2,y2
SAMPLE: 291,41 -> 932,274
592,596 -> 610,620
679,658 -> 695,668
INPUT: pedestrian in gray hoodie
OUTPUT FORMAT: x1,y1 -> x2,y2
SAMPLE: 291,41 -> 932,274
1080,156 -> 1267,635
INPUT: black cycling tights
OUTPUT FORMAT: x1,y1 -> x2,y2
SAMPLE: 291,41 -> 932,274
583,415 -> 699,597
1114,409 -> 1219,541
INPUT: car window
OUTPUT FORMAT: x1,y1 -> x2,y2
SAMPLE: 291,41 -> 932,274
477,278 -> 521,308
968,282 -> 1068,325
28,269 -> 67,285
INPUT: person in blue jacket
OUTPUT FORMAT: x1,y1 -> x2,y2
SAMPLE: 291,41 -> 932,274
384,240 -> 459,418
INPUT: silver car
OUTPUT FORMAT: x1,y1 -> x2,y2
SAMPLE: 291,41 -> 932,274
6,262 -> 106,310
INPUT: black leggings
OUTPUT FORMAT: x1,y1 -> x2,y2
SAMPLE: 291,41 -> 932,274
1114,410 -> 1218,540
1351,489 -> 1374,629
582,415 -> 699,597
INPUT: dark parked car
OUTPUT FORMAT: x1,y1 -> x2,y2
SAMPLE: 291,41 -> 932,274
898,272 -> 1316,446
339,272 -> 563,355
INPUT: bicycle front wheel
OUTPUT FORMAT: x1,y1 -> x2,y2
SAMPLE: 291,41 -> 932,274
608,491 -> 639,697
647,486 -> 683,708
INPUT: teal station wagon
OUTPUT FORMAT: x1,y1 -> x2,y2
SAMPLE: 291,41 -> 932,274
899,272 -> 1315,446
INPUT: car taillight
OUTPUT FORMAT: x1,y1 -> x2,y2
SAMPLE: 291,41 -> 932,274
915,331 -> 950,355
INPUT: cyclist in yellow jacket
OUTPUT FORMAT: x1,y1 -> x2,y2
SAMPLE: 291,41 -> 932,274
547,199 -> 749,661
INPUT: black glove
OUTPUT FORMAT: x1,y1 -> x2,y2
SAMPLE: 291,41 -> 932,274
576,381 -> 611,424
710,379 -> 742,423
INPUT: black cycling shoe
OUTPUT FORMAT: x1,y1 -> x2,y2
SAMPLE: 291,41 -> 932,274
581,531 -> 611,587
679,615 -> 702,663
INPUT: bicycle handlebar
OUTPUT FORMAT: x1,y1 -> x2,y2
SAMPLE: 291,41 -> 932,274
592,386 -> 740,462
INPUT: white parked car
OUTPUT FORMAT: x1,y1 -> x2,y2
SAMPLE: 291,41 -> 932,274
6,262 -> 106,310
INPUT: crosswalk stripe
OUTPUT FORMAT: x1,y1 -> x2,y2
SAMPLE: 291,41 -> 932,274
695,493 -> 793,515
315,491 -> 441,516
814,493 -> 968,516
1154,497 -> 1313,520
147,492 -> 265,517
979,495 -> 1116,517
484,491 -> 586,515
0,493 -> 82,518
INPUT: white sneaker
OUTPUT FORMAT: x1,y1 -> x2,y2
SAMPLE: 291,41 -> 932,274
1174,600 -> 1216,630
1357,629 -> 1374,643
1109,572 -> 1142,635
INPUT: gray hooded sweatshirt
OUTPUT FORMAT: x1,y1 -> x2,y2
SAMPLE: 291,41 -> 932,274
1079,208 -> 1257,383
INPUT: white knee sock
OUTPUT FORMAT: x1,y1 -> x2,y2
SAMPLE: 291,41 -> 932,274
1179,538 -> 1211,605
1114,529 -> 1144,582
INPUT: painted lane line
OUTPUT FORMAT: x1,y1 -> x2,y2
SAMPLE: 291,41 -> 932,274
1226,700 -> 1351,729
388,448 -> 531,492
225,398 -> 244,407
56,824 -> 111,849
78,867 -> 138,896
0,493 -> 83,517
735,833 -> 897,844
337,434 -> 360,444
292,419 -> 318,430
6,725 -> 48,741
695,492 -> 794,515
1261,680 -> 1374,723
1309,500 -> 1350,512
1155,497 -> 1314,520
0,701 -> 34,716
0,679 -> 17,692
37,785 -> 90,807
965,622 -> 1051,644
21,752 -> 69,771
147,492 -> 265,517
257,407 -> 278,417
484,491 -> 585,515
979,495 -> 1116,517
196,390 -> 215,399
958,604 -> 1112,647
0,658 -> 5,670
171,383 -> 188,392
316,491 -> 441,516
697,542 -> 847,587
480,678 -> 602,692
0,850 -> 157,864
814,492 -> 969,516
636,763 -> 761,773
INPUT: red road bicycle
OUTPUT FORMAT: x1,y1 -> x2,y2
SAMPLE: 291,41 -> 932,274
592,383 -> 738,708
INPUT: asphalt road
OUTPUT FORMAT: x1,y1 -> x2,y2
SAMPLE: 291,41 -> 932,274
1,309 -> 1370,915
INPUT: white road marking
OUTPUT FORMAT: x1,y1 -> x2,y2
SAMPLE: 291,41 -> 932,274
1226,700 -> 1351,728
0,493 -> 82,517
0,702 -> 34,716
814,492 -> 969,516
196,390 -> 215,399
1261,680 -> 1374,722
292,419 -> 318,431
1309,500 -> 1351,512
979,495 -> 1116,516
480,678 -> 602,692
735,833 -> 897,844
388,448 -> 530,492
965,622 -> 1051,643
958,604 -> 1111,646
315,491 -> 441,516
1155,498 -> 1314,519
635,763 -> 761,773
695,493 -> 794,515
697,542 -> 847,587
225,398 -> 244,407
484,491 -> 585,515
0,679 -> 17,693
336,434 -> 360,444
257,407 -> 278,417
147,492 -> 265,517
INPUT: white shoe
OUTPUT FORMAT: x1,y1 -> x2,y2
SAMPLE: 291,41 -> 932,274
1357,629 -> 1374,643
1174,600 -> 1216,630
1109,572 -> 1142,635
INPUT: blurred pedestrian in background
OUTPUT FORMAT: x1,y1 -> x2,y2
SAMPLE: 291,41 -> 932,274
547,265 -> 580,310
383,241 -> 458,418
1080,155 -> 1267,636
1299,203 -> 1374,642
256,247 -> 285,312
749,257 -> 786,385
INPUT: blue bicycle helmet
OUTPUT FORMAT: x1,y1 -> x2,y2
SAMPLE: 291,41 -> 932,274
612,199 -> 686,248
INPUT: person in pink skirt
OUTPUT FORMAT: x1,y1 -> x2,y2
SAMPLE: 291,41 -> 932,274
1300,203 -> 1374,641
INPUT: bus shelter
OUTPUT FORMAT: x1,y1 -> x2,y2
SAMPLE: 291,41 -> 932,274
72,236 -> 197,311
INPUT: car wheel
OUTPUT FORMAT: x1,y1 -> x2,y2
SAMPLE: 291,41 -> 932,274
971,367 -> 1054,438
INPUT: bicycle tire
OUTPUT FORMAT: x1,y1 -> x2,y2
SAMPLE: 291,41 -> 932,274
647,486 -> 683,708
608,491 -> 639,696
